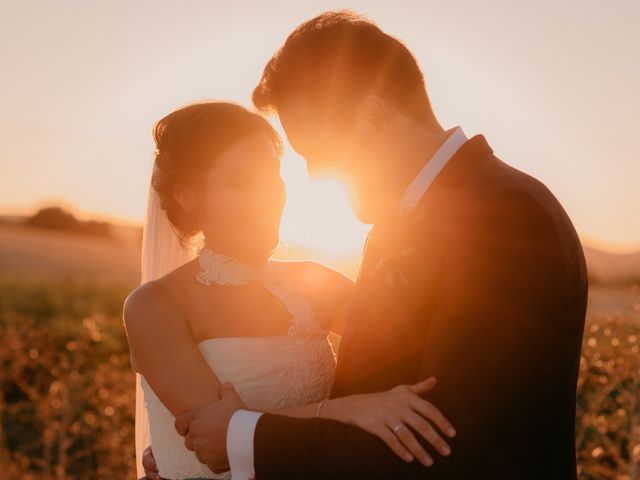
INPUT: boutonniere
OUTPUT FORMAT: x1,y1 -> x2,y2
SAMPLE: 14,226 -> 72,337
384,268 -> 409,288
370,209 -> 425,285
375,244 -> 416,287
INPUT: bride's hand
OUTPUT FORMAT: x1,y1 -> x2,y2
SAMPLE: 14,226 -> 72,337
321,377 -> 455,467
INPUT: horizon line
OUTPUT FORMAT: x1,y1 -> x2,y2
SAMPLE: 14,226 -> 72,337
1,201 -> 639,256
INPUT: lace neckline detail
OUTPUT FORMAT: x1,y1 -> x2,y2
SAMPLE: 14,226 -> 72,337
195,247 -> 273,286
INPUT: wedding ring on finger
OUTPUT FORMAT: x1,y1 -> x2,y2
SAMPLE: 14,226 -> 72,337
393,423 -> 406,435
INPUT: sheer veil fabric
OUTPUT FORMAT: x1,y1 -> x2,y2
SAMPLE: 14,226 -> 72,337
135,165 -> 202,478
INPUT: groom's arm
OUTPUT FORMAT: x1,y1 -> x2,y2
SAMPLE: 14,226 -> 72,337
409,189 -> 570,469
253,413 -> 452,479
246,190 -> 568,480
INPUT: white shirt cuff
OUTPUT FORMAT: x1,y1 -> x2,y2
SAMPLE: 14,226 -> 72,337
227,409 -> 263,480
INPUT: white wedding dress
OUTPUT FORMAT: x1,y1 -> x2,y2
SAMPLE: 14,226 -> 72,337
140,248 -> 337,479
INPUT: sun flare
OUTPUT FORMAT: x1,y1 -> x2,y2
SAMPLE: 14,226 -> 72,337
275,148 -> 370,278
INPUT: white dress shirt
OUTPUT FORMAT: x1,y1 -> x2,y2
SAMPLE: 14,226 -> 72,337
226,126 -> 468,480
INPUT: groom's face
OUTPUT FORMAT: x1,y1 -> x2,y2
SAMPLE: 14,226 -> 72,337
278,95 -> 391,224
278,96 -> 356,176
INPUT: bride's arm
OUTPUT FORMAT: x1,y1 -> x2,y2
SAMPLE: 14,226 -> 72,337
268,378 -> 457,467
123,279 -> 223,417
275,261 -> 354,336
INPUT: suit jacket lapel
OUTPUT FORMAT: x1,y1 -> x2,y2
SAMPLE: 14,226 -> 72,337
338,226 -> 386,355
334,135 -> 494,382
403,135 -> 493,228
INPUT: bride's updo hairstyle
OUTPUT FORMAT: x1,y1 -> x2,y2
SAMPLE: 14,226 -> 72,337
151,101 -> 283,245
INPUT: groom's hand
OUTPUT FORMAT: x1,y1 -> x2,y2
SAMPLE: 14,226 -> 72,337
174,382 -> 246,474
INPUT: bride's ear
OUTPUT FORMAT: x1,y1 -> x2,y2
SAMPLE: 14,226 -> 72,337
173,183 -> 196,214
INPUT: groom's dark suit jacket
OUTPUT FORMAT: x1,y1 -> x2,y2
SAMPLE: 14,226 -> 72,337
254,135 -> 588,479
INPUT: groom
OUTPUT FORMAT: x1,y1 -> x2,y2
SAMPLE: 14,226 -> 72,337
166,11 -> 587,479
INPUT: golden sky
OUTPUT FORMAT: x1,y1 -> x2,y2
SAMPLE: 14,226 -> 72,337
1,0 -> 638,254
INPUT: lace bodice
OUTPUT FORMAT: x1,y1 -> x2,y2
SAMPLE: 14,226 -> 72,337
141,252 -> 336,479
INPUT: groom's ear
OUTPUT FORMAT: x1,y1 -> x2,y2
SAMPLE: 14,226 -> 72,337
355,95 -> 390,138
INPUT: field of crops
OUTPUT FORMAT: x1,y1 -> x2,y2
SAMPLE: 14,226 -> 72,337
1,276 -> 638,479
0,277 -> 135,479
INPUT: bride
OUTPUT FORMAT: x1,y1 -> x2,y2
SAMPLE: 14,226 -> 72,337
124,101 -> 455,479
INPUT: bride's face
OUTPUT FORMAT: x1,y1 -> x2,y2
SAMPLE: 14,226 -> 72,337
197,133 -> 285,261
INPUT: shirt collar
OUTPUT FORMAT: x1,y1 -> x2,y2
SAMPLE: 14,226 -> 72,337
399,126 -> 468,215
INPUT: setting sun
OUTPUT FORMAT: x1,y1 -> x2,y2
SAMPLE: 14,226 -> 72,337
277,145 -> 370,271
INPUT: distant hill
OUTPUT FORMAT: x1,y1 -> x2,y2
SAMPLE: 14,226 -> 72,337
583,246 -> 640,285
0,223 -> 141,285
0,209 -> 142,247
23,206 -> 112,238
1,209 -> 638,286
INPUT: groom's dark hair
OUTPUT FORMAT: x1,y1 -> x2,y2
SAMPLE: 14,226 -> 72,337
253,10 -> 434,123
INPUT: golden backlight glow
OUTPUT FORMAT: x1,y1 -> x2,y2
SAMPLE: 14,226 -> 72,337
0,4 -> 639,479
275,147 -> 370,279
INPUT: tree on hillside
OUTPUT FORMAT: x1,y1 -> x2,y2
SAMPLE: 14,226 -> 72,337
25,206 -> 111,238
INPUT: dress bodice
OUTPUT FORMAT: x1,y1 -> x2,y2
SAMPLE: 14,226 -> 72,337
141,260 -> 336,479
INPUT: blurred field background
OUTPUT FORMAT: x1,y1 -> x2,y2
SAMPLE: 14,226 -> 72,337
1,209 -> 639,479
2,1 -> 638,478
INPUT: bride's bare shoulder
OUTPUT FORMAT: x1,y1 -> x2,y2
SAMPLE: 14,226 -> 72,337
122,262 -> 195,331
124,280 -> 169,320
123,266 -> 198,371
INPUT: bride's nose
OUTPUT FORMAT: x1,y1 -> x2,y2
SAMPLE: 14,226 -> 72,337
253,177 -> 286,208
